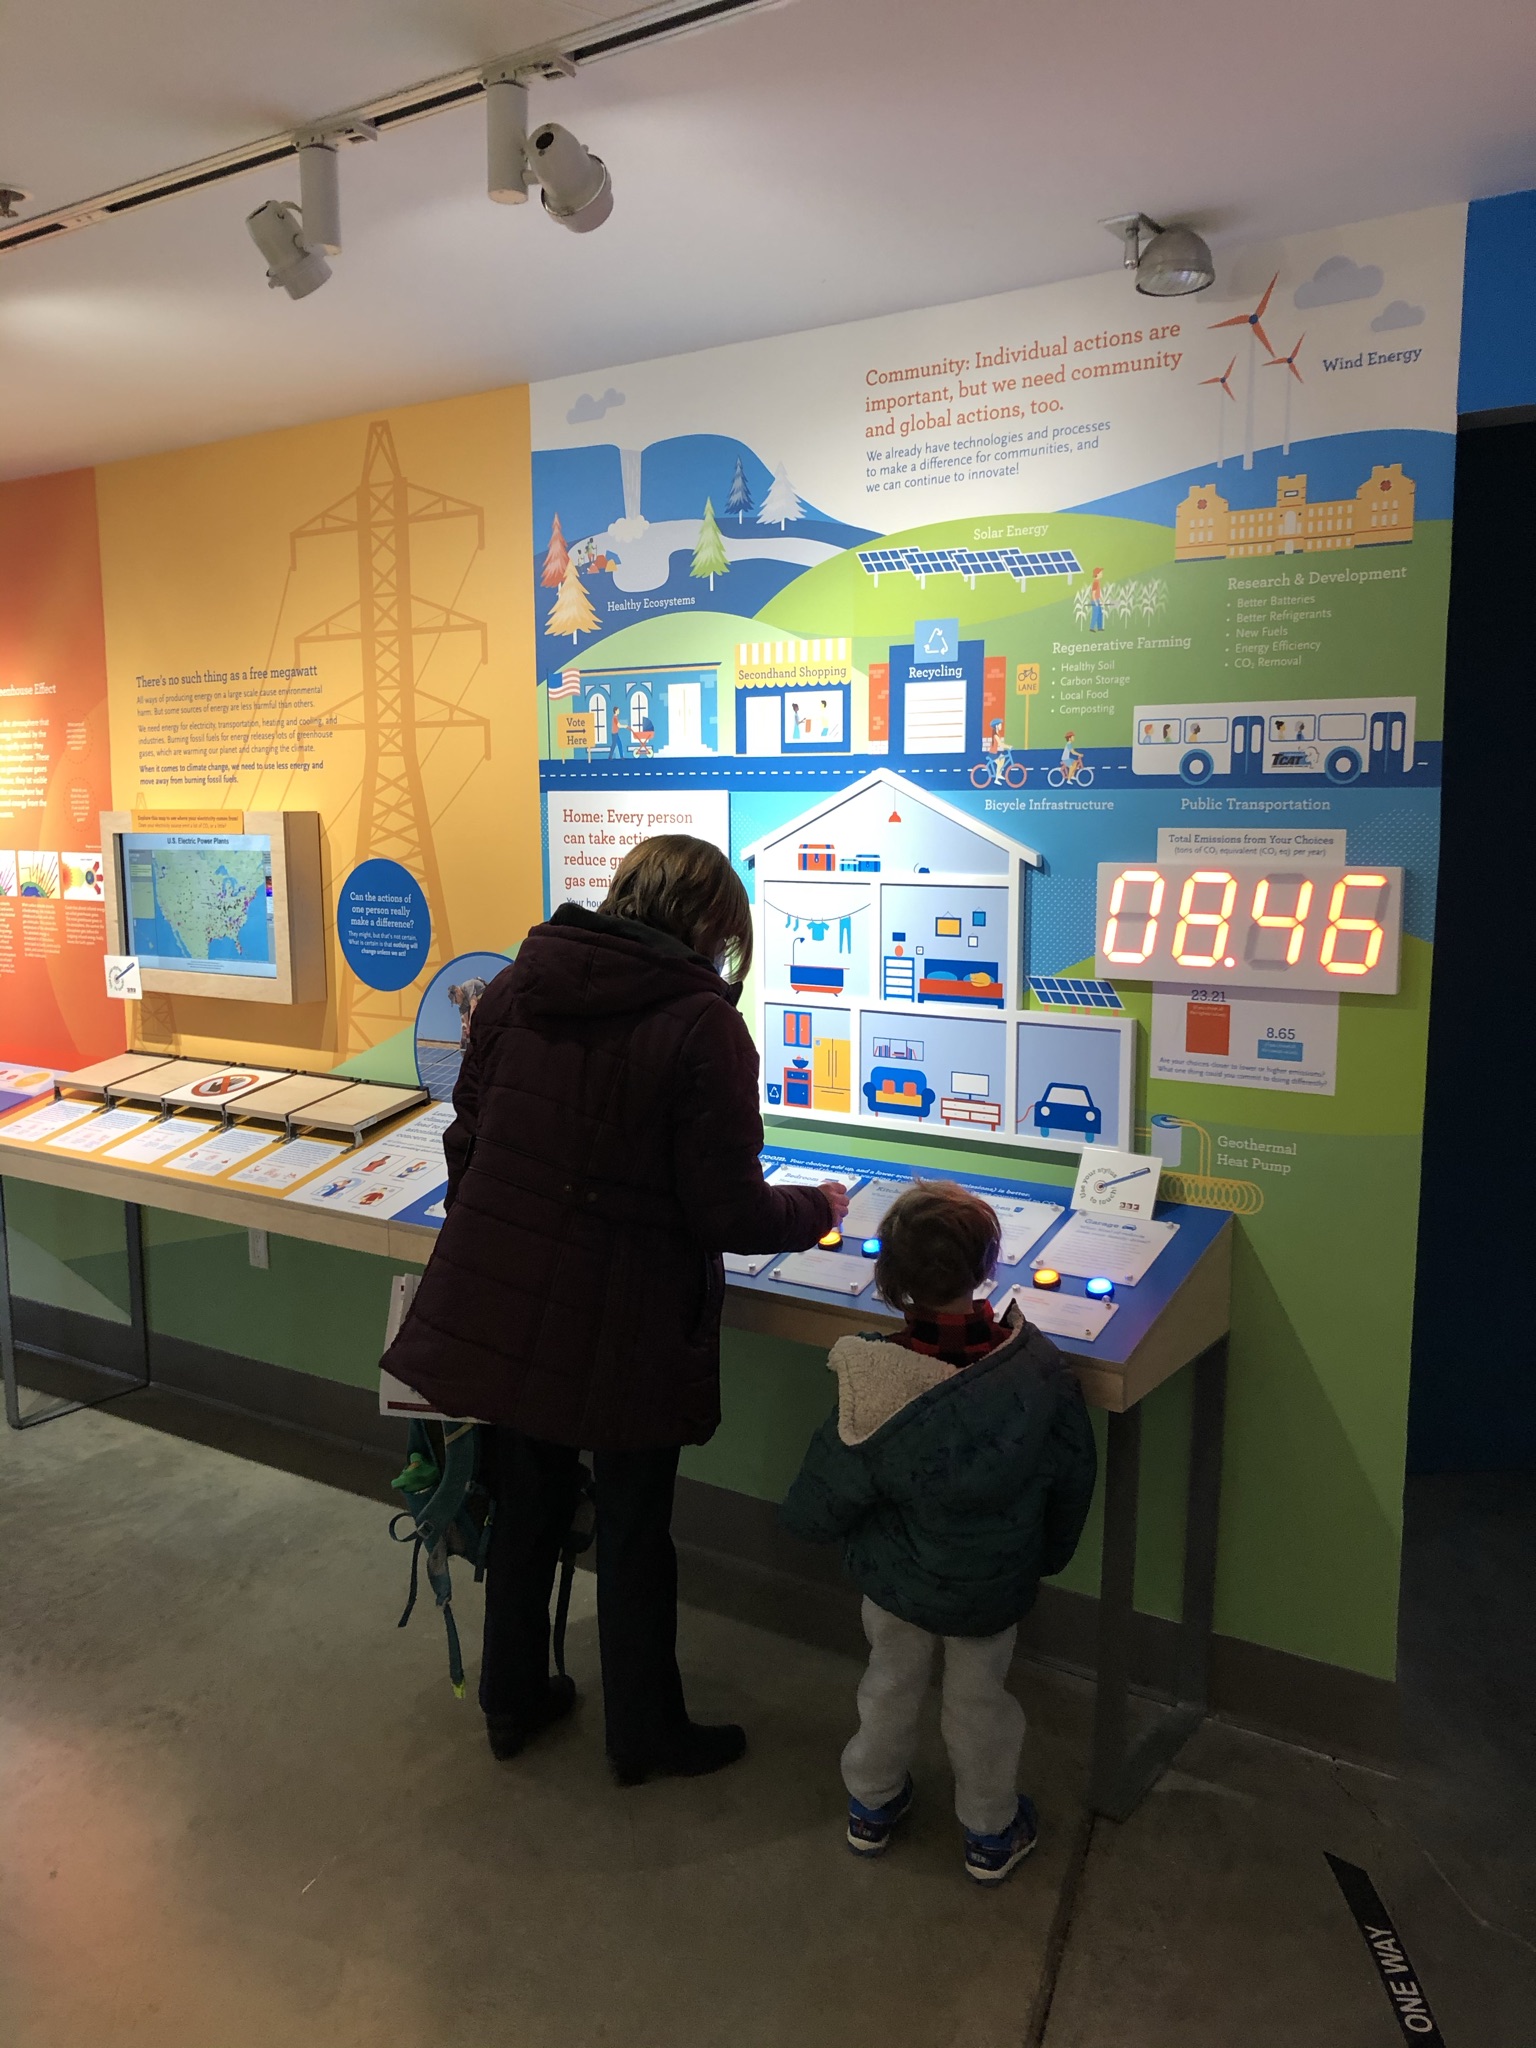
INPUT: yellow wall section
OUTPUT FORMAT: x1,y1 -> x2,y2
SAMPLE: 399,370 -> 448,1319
93,386 -> 537,1069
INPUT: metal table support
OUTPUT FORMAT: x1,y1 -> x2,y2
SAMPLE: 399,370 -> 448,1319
0,1175 -> 153,1431
1089,1334 -> 1229,1821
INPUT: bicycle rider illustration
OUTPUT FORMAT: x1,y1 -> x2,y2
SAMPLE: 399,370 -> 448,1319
1047,729 -> 1094,787
970,719 -> 1028,788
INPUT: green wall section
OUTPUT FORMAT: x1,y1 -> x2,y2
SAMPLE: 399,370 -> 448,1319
3,1183 -> 415,1389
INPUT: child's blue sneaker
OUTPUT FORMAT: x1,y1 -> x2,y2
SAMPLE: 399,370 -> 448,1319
963,1795 -> 1039,1884
846,1774 -> 915,1856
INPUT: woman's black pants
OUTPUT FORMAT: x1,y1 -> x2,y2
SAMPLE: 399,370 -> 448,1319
479,1428 -> 689,1762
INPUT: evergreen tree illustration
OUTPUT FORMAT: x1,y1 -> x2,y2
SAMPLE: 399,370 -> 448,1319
547,559 -> 600,641
690,497 -> 730,591
541,513 -> 570,588
757,463 -> 805,529
725,457 -> 755,524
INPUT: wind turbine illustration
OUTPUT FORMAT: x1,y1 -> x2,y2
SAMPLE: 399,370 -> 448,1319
1210,273 -> 1278,470
1200,355 -> 1237,468
1265,334 -> 1305,456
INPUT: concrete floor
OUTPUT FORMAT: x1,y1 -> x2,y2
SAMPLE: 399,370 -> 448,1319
1,1396 -> 1531,2047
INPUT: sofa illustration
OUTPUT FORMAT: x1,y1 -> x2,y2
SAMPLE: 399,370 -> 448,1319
863,1065 -> 935,1119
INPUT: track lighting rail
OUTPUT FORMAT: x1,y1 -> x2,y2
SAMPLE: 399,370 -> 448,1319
0,0 -> 784,259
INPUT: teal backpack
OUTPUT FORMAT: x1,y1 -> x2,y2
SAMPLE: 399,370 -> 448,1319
389,1419 -> 595,1696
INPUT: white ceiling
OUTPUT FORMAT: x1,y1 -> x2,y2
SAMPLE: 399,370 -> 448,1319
3,0 -> 1534,481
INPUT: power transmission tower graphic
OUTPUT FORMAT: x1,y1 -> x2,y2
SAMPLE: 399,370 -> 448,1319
290,419 -> 491,1057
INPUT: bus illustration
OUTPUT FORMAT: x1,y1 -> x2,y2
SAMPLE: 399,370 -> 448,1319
1132,696 -> 1415,785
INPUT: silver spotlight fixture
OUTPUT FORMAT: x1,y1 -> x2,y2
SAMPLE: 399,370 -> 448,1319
294,119 -> 377,254
246,199 -> 332,299
482,70 -> 612,233
1103,213 -> 1215,298
529,122 -> 612,232
485,74 -> 531,204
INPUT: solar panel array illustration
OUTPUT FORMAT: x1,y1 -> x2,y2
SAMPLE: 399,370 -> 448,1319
1027,976 -> 1125,1012
858,546 -> 1082,588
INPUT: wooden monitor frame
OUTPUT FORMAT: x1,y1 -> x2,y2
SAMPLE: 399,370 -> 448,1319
100,811 -> 326,1005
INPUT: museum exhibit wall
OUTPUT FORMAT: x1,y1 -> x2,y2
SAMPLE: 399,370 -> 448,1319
1,386 -> 540,1413
6,189 -> 1525,1699
530,200 -> 1462,1688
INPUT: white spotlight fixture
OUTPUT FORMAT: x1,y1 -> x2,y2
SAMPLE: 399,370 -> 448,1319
485,74 -> 531,204
246,199 -> 332,299
296,139 -> 343,255
482,68 -> 612,233
529,123 -> 612,233
1103,213 -> 1215,298
294,119 -> 377,255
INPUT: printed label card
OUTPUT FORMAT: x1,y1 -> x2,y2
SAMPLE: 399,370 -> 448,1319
1070,1147 -> 1162,1219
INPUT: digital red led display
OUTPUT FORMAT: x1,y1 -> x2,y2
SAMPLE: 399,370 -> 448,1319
1094,862 -> 1403,993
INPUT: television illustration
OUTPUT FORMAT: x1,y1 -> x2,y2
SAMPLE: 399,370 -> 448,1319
940,1069 -> 1002,1131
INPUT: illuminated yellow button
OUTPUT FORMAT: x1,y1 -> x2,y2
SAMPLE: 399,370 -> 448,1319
1032,1267 -> 1061,1290
819,1229 -> 843,1249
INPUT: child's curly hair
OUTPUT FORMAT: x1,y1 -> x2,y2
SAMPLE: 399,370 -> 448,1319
874,1181 -> 1001,1313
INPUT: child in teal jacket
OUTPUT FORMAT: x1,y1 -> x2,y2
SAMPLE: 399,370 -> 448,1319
780,1181 -> 1096,1883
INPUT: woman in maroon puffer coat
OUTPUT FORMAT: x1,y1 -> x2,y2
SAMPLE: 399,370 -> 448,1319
383,836 -> 848,1782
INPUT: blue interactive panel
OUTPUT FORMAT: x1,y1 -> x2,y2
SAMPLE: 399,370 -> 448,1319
743,1142 -> 1229,1365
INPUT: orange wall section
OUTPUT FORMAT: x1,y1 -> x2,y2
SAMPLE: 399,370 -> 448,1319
0,467 -> 126,1070
93,385 -> 537,1070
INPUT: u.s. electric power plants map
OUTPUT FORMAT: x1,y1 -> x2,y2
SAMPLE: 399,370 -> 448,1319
122,832 -> 277,978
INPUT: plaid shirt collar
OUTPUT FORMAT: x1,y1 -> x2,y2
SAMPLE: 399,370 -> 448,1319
897,1297 -> 1003,1371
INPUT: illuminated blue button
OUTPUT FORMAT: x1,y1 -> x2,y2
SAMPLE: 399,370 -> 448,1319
861,1237 -> 881,1258
1085,1276 -> 1115,1299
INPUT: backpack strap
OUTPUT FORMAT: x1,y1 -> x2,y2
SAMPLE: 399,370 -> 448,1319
390,1419 -> 485,1697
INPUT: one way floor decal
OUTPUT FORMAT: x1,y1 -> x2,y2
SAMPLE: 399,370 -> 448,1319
1326,1852 -> 1447,2043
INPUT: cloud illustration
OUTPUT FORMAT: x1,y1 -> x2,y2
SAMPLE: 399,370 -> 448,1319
566,387 -> 625,425
1294,255 -> 1384,308
1371,299 -> 1424,332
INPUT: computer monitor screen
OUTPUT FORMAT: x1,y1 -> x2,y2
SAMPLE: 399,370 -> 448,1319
120,832 -> 277,980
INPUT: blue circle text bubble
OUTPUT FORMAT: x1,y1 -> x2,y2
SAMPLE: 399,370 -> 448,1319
338,859 -> 431,992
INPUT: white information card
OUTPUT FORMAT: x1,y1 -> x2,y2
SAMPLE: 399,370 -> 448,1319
49,1108 -> 156,1154
996,1284 -> 1118,1344
1034,1211 -> 1177,1287
723,1251 -> 779,1277
0,1099 -> 99,1143
772,1249 -> 874,1297
106,1116 -> 218,1164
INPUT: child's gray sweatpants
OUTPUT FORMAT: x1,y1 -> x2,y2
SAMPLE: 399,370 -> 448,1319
841,1596 -> 1024,1836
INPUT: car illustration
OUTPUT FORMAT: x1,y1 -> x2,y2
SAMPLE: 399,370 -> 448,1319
1030,1082 -> 1101,1140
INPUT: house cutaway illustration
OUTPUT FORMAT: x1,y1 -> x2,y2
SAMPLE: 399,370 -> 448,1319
743,770 -> 1135,1153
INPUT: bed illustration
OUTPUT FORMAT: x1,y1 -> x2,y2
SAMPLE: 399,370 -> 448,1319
915,958 -> 1005,1008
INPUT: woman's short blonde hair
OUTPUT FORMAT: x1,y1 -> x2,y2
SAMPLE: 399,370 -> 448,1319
601,834 -> 753,981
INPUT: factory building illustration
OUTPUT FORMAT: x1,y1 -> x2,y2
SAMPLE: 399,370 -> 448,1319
1174,463 -> 1415,561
